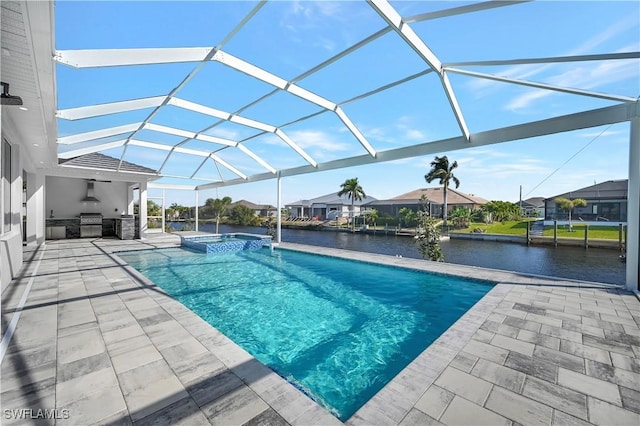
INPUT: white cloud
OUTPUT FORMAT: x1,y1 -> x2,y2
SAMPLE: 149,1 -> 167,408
287,129 -> 350,152
504,59 -> 638,111
467,15 -> 639,110
405,129 -> 425,140
578,129 -> 626,138
202,127 -> 240,141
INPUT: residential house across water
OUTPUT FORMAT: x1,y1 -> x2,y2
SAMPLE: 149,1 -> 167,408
286,193 -> 378,221
365,187 -> 488,218
544,179 -> 628,225
520,197 -> 546,217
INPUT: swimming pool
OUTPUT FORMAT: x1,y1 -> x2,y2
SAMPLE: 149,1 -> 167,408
117,246 -> 493,420
180,233 -> 271,253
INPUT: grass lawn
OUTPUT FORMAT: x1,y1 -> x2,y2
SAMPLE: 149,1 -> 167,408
450,220 -> 533,235
542,224 -> 623,240
451,221 -> 623,240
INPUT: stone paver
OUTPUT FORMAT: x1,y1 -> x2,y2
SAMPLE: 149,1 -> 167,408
439,396 -> 510,426
1,236 -> 639,426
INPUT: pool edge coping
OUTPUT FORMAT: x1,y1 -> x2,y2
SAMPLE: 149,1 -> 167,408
110,238 -> 627,425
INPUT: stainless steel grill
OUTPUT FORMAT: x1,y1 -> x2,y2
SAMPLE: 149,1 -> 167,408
80,214 -> 102,225
80,213 -> 102,237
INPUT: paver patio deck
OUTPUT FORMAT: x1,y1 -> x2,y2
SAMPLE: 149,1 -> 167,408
1,235 -> 638,425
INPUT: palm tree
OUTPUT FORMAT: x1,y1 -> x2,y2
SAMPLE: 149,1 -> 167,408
338,178 -> 366,231
205,196 -> 232,233
554,197 -> 587,231
425,155 -> 460,228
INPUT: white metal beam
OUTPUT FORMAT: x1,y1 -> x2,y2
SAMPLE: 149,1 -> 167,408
210,154 -> 247,180
195,134 -> 238,147
340,70 -> 431,106
367,0 -> 441,71
442,71 -> 471,140
212,50 -> 338,111
404,1 -> 531,23
446,67 -> 638,103
275,129 -> 317,167
168,98 -> 230,120
443,51 -> 640,67
143,123 -> 196,140
57,96 -> 167,120
148,182 -> 196,190
212,50 -> 288,89
285,84 -> 336,111
237,144 -> 277,174
335,107 -> 377,156
196,102 -> 637,190
368,0 -> 470,140
58,140 -> 127,159
57,123 -> 141,145
190,156 -> 211,179
229,115 -> 276,133
129,139 -> 210,157
292,27 -> 392,83
54,47 -> 211,68
627,117 -> 639,291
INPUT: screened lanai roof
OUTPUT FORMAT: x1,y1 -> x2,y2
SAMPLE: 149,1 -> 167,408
50,0 -> 639,190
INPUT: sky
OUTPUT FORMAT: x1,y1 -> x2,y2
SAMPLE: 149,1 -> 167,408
54,1 -> 640,207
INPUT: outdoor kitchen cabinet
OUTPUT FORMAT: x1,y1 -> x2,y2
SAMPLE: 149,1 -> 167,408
115,216 -> 135,240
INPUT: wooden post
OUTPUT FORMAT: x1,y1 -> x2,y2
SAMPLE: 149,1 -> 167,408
584,225 -> 589,248
619,223 -> 624,251
526,221 -> 530,245
554,220 -> 558,247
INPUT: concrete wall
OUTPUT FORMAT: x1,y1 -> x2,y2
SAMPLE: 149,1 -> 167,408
46,177 -> 130,219
1,140 -> 24,292
0,132 -> 45,290
543,220 -> 625,227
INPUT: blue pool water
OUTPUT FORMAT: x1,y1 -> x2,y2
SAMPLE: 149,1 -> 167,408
117,247 -> 493,420
180,233 -> 271,253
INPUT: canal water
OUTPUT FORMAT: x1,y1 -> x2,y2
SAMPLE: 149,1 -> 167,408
174,223 -> 625,286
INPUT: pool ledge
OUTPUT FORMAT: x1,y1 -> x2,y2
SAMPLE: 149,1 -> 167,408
2,235 -> 638,426
277,243 -> 639,426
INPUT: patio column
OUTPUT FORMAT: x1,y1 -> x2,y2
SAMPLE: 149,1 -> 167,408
626,116 -> 639,292
194,190 -> 199,232
276,173 -> 282,244
139,180 -> 148,239
161,189 -> 166,234
126,184 -> 135,214
25,171 -> 45,245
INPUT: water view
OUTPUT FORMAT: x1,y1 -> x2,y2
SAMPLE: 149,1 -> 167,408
172,223 -> 625,286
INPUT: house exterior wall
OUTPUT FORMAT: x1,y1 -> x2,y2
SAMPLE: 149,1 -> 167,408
545,199 -> 627,223
46,177 -> 130,219
369,202 -> 479,218
1,131 -> 45,290
1,138 -> 23,291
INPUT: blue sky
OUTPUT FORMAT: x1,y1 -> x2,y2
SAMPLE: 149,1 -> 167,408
54,1 -> 639,207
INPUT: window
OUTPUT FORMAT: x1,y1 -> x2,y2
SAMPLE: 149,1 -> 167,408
599,203 -> 621,221
2,139 -> 12,233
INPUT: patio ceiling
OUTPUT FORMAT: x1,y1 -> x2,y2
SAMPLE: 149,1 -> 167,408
3,1 -> 639,188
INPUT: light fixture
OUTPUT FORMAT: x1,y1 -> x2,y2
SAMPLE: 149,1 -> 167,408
1,82 -> 23,106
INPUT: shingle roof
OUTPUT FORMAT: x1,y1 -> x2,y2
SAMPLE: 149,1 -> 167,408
59,152 -> 157,175
287,192 -> 377,207
522,197 -> 546,208
546,180 -> 628,201
230,200 -> 275,210
386,187 -> 489,205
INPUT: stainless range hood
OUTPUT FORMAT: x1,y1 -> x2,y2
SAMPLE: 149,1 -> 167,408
82,181 -> 100,202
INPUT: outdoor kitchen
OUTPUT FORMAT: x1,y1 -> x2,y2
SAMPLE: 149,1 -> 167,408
45,176 -> 138,240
